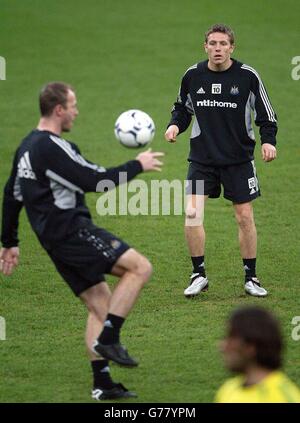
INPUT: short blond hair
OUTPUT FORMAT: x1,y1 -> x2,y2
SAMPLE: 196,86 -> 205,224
205,24 -> 235,45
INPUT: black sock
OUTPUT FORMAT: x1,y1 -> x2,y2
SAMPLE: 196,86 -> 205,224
243,258 -> 256,280
91,359 -> 116,390
98,313 -> 125,345
191,256 -> 206,277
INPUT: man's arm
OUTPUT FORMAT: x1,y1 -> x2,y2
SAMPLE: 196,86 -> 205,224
0,150 -> 23,276
41,136 -> 163,193
250,71 -> 278,162
165,73 -> 193,142
1,149 -> 23,248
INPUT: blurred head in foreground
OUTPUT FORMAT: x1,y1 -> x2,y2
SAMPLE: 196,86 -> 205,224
221,306 -> 282,373
216,306 -> 300,403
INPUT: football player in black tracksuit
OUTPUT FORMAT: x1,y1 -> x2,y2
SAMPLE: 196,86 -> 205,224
165,24 -> 277,298
0,82 -> 163,400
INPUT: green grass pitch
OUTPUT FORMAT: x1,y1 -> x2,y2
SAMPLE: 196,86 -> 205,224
0,0 -> 299,402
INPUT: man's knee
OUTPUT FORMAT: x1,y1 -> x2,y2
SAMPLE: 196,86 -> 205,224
185,198 -> 205,226
114,249 -> 152,285
235,208 -> 255,229
185,206 -> 204,227
185,205 -> 197,219
136,255 -> 152,285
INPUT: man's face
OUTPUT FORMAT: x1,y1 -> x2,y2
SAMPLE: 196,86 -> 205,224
60,90 -> 79,132
204,32 -> 234,66
220,335 -> 255,373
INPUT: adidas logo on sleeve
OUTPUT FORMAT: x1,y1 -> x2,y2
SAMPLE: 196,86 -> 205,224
18,151 -> 36,180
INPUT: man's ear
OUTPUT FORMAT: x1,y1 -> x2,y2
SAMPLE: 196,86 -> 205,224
204,42 -> 208,53
54,104 -> 64,117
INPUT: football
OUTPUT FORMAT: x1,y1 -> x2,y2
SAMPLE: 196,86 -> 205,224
114,109 -> 155,148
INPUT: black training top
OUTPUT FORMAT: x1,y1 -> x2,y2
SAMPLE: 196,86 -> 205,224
168,59 -> 277,166
1,130 -> 143,248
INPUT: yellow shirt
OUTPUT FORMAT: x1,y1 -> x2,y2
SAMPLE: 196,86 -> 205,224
215,371 -> 300,403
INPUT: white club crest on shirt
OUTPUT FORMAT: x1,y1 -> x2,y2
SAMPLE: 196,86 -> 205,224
230,85 -> 239,95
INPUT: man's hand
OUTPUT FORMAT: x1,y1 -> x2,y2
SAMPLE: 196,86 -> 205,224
136,148 -> 164,172
165,125 -> 179,143
262,143 -> 277,162
0,247 -> 20,276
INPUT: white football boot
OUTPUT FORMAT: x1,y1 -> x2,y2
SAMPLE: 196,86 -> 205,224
244,277 -> 268,297
184,273 -> 209,298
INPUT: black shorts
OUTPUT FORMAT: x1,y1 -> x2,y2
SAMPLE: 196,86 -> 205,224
186,160 -> 261,203
46,218 -> 130,296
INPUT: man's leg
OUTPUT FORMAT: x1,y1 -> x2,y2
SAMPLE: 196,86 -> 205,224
234,202 -> 257,259
184,194 -> 209,297
233,201 -> 267,297
93,249 -> 152,366
80,282 -> 137,400
80,282 -> 111,360
108,248 -> 152,317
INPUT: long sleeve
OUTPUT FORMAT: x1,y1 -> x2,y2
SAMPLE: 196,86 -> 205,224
1,149 -> 23,248
167,73 -> 193,134
251,71 -> 278,146
40,136 -> 143,193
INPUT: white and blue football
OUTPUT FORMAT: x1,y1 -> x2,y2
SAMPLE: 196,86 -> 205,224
114,109 -> 155,148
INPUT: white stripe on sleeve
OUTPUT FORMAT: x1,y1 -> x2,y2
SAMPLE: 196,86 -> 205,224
241,65 -> 276,123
